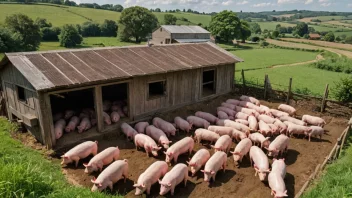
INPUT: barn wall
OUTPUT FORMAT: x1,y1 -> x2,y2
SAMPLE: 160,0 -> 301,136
151,27 -> 172,44
171,33 -> 211,39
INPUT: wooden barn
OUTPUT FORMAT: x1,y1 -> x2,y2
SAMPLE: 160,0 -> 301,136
151,25 -> 211,44
0,42 -> 242,149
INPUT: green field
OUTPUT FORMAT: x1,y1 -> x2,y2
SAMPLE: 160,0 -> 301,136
255,22 -> 296,30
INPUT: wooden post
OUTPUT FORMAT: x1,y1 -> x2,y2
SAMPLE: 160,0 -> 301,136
241,69 -> 245,87
321,84 -> 329,112
287,77 -> 292,104
264,74 -> 268,100
37,92 -> 55,149
94,86 -> 104,132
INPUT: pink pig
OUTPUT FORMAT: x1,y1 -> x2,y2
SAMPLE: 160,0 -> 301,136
235,106 -> 257,115
250,146 -> 270,181
187,116 -> 210,129
187,149 -> 211,176
302,115 -> 326,127
235,112 -> 249,120
240,95 -> 260,106
274,119 -> 288,135
217,106 -> 236,117
110,111 -> 120,123
159,164 -> 188,196
102,112 -> 111,125
268,124 -> 280,136
258,114 -> 276,124
195,111 -> 219,124
226,99 -> 241,105
232,129 -> 248,142
121,122 -> 138,140
174,116 -> 192,132
84,147 -> 120,174
134,134 -> 162,157
61,141 -> 98,167
65,116 -> 80,133
211,135 -> 232,153
306,126 -> 324,141
194,129 -> 220,144
235,119 -> 249,126
164,137 -> 194,164
231,138 -> 252,165
221,102 -> 236,110
267,134 -> 289,158
286,122 -> 312,137
260,105 -> 271,115
217,111 -> 229,119
224,119 -> 250,134
239,101 -> 250,107
201,151 -> 227,182
146,125 -> 172,149
270,109 -> 289,118
153,117 -> 176,136
272,158 -> 286,179
268,172 -> 288,198
280,116 -> 306,126
91,159 -> 128,192
246,103 -> 264,114
134,161 -> 168,195
54,119 -> 66,139
249,133 -> 270,148
208,125 -> 234,137
259,120 -> 274,136
248,115 -> 258,131
134,122 -> 149,134
278,104 -> 296,116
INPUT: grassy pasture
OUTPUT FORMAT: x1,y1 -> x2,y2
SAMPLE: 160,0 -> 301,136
255,22 -> 296,30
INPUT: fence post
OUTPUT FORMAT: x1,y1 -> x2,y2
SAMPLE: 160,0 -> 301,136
287,78 -> 292,104
321,84 -> 329,112
264,74 -> 268,100
241,69 -> 246,93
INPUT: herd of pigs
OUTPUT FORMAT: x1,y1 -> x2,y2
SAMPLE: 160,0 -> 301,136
53,100 -> 128,140
60,95 -> 327,197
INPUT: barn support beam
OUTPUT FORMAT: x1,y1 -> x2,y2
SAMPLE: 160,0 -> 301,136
94,86 -> 104,132
37,92 -> 55,149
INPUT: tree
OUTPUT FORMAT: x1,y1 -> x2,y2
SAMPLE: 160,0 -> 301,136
113,4 -> 123,12
100,20 -> 118,37
308,27 -> 315,33
324,32 -> 335,42
35,18 -> 52,28
345,36 -> 352,44
183,8 -> 186,12
176,9 -> 180,12
81,21 -> 101,37
272,30 -> 280,38
154,8 -> 161,12
41,27 -> 60,41
164,14 -> 177,25
59,24 -> 82,48
237,20 -> 251,43
335,36 -> 341,42
294,22 -> 308,37
119,6 -> 158,43
0,27 -> 23,53
332,77 -> 352,102
208,10 -> 240,43
250,23 -> 261,34
5,14 -> 41,51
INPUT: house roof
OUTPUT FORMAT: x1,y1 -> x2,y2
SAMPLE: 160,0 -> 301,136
174,39 -> 211,43
309,33 -> 321,38
161,25 -> 210,34
5,42 -> 242,92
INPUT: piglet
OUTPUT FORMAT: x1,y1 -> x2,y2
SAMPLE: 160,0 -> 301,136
246,103 -> 264,114
272,158 -> 286,179
217,111 -> 229,119
268,172 -> 288,198
187,116 -> 210,129
259,120 -> 274,136
174,117 -> 192,133
280,116 -> 306,126
165,137 -> 194,164
211,135 -> 232,153
61,141 -> 98,167
224,119 -> 250,134
260,105 -> 271,115
235,106 -> 257,115
65,116 -> 80,133
278,104 -> 296,116
258,114 -> 276,124
134,122 -> 149,134
195,111 -> 219,124
64,110 -> 75,120
91,159 -> 128,192
194,129 -> 220,144
77,117 -> 92,133
146,125 -> 172,149
121,123 -> 138,140
217,106 -> 236,117
153,117 -> 176,136
54,119 -> 66,139
248,115 -> 258,131
250,146 -> 270,181
239,101 -> 250,107
240,95 -> 260,106
306,126 -> 324,141
134,161 -> 168,195
274,119 -> 288,135
84,147 -> 120,174
249,133 -> 270,148
268,124 -> 280,136
110,111 -> 120,123
187,149 -> 211,176
302,115 -> 326,127
226,99 -> 240,105
235,119 -> 249,126
231,138 -> 252,165
208,126 -> 233,137
102,112 -> 111,125
159,164 -> 188,196
201,151 -> 227,183
134,134 -> 162,157
235,112 -> 249,120
286,122 -> 312,137
267,134 -> 289,158
232,129 -> 248,142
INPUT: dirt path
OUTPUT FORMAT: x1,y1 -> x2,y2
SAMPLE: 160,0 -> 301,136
270,54 -> 323,68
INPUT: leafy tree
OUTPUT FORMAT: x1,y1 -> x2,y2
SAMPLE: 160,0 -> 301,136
209,10 -> 240,43
345,36 -> 352,44
287,26 -> 293,33
324,32 -> 335,42
59,24 -> 82,48
250,23 -> 261,34
81,21 -> 101,37
272,30 -> 280,38
154,8 -> 161,12
0,27 -> 23,53
100,20 -> 118,37
113,4 -> 123,12
5,14 -> 41,51
183,8 -> 186,12
76,24 -> 82,34
119,6 -> 158,43
294,22 -> 308,37
41,27 -> 60,41
64,0 -> 77,6
237,20 -> 251,43
332,77 -> 352,102
303,34 -> 309,39
335,36 -> 341,42
164,14 -> 177,25
176,9 -> 180,12
35,18 -> 52,28
308,26 -> 315,33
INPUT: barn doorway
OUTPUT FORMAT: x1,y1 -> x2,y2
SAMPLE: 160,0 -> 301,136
202,69 -> 216,97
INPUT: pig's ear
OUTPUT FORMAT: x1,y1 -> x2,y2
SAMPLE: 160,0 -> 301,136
163,151 -> 167,155
282,158 -> 285,162
98,183 -> 102,187
158,179 -> 162,184
200,170 -> 205,173
91,177 -> 96,183
167,183 -> 172,187
210,170 -> 215,175
254,165 -> 259,172
83,163 -> 88,167
283,190 -> 288,196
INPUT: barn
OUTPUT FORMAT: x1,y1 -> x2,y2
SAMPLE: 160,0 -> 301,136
0,42 -> 242,149
151,25 -> 211,44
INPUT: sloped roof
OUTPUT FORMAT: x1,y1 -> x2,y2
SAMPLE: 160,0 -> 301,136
161,25 -> 210,34
309,33 -> 321,38
5,42 -> 242,91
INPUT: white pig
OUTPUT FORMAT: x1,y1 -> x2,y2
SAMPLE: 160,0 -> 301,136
235,106 -> 257,115
208,125 -> 234,137
271,158 -> 286,179
195,111 -> 219,124
224,119 -> 250,134
268,172 -> 288,198
65,116 -> 80,133
159,164 -> 188,196
77,117 -> 92,133
201,151 -> 227,182
235,119 -> 249,126
187,149 -> 211,176
267,134 -> 289,158
102,112 -> 111,125
187,116 -> 210,129
250,146 -> 270,181
164,137 -> 194,164
286,122 -> 312,137
248,115 -> 259,131
146,125 -> 172,149
235,112 -> 249,120
280,116 -> 306,126
211,135 -> 232,153
134,122 -> 149,134
54,119 -> 66,139
232,129 -> 248,142
278,104 -> 296,116
221,102 -> 236,110
259,120 -> 274,136
217,106 -> 236,117
231,138 -> 252,164
268,124 -> 280,136
134,134 -> 162,157
61,141 -> 98,167
270,109 -> 289,118
174,117 -> 193,133
194,129 -> 220,144
110,111 -> 120,123
153,117 -> 177,136
274,119 -> 288,135
306,126 -> 324,141
258,114 -> 276,124
84,147 -> 120,174
226,99 -> 241,105
302,115 -> 326,127
121,122 -> 138,140
246,103 -> 264,114
249,133 -> 270,148
240,95 -> 260,106
260,105 -> 271,115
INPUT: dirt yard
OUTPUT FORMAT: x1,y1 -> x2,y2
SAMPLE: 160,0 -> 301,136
57,93 -> 349,198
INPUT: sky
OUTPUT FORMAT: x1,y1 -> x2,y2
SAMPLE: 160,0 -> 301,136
72,0 -> 352,13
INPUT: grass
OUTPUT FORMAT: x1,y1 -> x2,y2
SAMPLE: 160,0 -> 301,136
302,134 -> 352,198
0,117 -> 118,198
255,22 -> 296,30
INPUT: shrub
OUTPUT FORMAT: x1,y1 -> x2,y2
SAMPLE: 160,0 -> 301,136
41,27 -> 61,41
59,24 -> 82,48
313,57 -> 352,74
259,40 -> 269,47
303,34 -> 309,39
332,77 -> 352,103
81,21 -> 101,37
250,36 -> 260,42
324,32 -> 335,42
345,36 -> 352,44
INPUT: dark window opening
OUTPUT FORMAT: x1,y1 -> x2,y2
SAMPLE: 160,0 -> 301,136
148,81 -> 166,99
17,86 -> 26,102
202,70 -> 216,97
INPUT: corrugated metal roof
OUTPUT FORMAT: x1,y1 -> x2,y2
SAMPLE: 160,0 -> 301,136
5,42 -> 242,91
161,25 -> 210,34
174,39 -> 210,43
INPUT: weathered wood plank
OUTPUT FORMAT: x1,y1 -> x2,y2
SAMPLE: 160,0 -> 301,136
94,86 -> 104,132
37,92 -> 54,148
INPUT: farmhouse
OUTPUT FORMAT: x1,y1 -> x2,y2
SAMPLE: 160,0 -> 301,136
0,42 -> 242,149
151,25 -> 211,44
308,33 -> 321,40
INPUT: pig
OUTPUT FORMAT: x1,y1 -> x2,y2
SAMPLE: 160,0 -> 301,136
231,138 -> 252,165
146,125 -> 172,149
235,106 -> 257,115
240,95 -> 260,106
232,129 -> 248,142
61,141 -> 98,167
249,133 -> 270,148
102,112 -> 111,125
250,146 -> 270,181
268,124 -> 280,136
258,114 -> 276,124
110,105 -> 120,112
274,119 -> 288,135
280,116 -> 307,126
239,101 -> 250,107
103,100 -> 112,112
286,122 -> 312,137
211,135 -> 232,153
267,134 -> 289,158
187,116 -> 210,129
65,116 -> 80,133
174,117 -> 193,133
260,105 -> 271,115
54,119 -> 66,139
272,158 -> 286,179
224,119 -> 250,134
306,126 -> 324,142
134,122 -> 149,134
278,104 -> 296,116
79,112 -> 90,119
201,151 -> 227,182
259,120 -> 275,136
248,115 -> 259,131
53,112 -> 63,122
91,159 -> 128,192
216,119 -> 225,126
84,147 -> 120,174
235,119 -> 249,126
268,172 -> 288,198
194,129 -> 220,144
217,111 -> 229,119
302,115 -> 326,127
217,106 -> 236,117
165,137 -> 194,164
235,112 -> 249,120
159,164 -> 188,196
134,161 -> 168,195
208,126 -> 234,137
246,103 -> 264,114
134,134 -> 162,157
116,106 -> 126,118
82,108 -> 95,118
91,118 -> 97,126
221,102 -> 236,110
121,123 -> 138,140
110,111 -> 120,123
187,149 -> 211,176
195,111 -> 219,124
64,110 -> 75,120
153,117 -> 176,136
226,99 -> 241,105
270,109 -> 289,118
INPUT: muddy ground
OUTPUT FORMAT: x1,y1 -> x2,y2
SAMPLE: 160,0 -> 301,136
56,92 -> 349,198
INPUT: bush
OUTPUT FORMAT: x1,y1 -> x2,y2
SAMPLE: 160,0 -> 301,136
272,30 -> 279,38
324,32 -> 335,42
59,24 -> 82,48
41,27 -> 60,41
303,34 -> 309,39
313,57 -> 352,74
100,20 -> 118,37
250,36 -> 260,42
81,21 -> 101,37
332,77 -> 352,103
345,36 -> 352,44
259,40 -> 269,47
